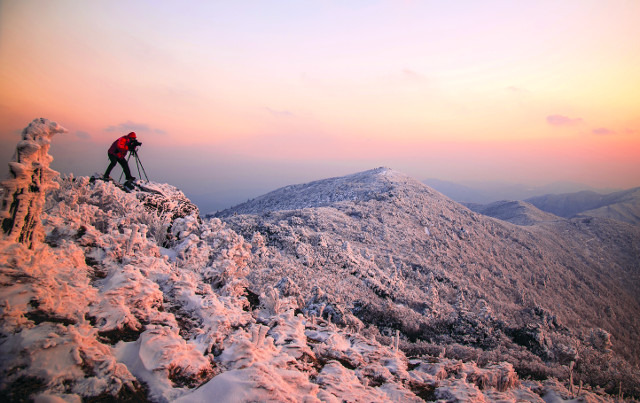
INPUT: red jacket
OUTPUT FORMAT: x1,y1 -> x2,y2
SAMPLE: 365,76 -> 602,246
108,133 -> 136,159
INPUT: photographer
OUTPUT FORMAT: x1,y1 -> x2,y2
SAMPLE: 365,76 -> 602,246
103,132 -> 141,183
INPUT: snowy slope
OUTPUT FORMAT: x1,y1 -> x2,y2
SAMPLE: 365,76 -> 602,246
1,121 -> 638,401
215,167 -> 400,215
217,167 -> 640,398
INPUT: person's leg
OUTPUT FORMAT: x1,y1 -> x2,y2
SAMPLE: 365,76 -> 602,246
104,154 -> 118,178
117,157 -> 134,181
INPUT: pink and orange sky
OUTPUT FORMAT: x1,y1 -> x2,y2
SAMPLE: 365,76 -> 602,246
1,0 -> 639,212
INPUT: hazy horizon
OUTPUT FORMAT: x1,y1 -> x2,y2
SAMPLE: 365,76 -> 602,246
1,1 -> 639,212
2,139 -> 633,213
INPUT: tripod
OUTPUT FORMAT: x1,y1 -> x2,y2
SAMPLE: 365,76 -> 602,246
119,148 -> 149,183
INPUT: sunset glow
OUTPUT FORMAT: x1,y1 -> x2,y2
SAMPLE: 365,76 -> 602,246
1,0 -> 639,211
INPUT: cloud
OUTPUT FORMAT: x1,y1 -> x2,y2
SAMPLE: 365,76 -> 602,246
592,127 -> 616,136
105,121 -> 167,135
546,115 -> 583,127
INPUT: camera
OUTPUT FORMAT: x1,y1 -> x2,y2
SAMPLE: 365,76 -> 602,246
129,139 -> 142,150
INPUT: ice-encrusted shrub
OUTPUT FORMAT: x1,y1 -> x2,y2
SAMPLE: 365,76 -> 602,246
168,217 -> 253,303
259,287 -> 284,315
273,276 -> 305,310
257,286 -> 302,319
573,343 -> 640,398
305,286 -> 364,331
137,326 -> 215,388
0,236 -> 148,399
198,219 -> 252,298
88,263 -> 175,336
588,328 -> 612,352
170,215 -> 201,241
250,231 -> 268,256
48,176 -> 199,248
463,362 -> 520,392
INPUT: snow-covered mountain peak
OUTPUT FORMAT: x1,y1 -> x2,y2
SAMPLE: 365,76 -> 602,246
214,167 -> 440,216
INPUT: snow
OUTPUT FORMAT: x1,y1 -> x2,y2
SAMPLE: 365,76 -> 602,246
173,370 -> 258,403
1,119 -> 635,402
113,326 -> 213,402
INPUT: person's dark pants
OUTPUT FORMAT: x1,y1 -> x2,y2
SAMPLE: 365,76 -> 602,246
104,153 -> 134,181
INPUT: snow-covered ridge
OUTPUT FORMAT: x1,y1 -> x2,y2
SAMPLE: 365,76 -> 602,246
214,167 -> 440,216
1,119 -> 638,401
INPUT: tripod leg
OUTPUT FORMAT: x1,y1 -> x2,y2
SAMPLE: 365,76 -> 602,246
132,151 -> 149,181
134,154 -> 141,179
139,159 -> 149,181
119,154 -> 133,183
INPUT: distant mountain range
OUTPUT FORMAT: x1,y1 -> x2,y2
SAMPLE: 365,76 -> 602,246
462,200 -> 561,226
424,178 -> 618,204
525,187 -> 640,225
426,178 -> 640,226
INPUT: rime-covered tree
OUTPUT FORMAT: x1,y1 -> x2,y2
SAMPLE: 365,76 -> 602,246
1,118 -> 66,248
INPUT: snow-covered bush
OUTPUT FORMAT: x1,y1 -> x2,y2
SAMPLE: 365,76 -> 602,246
46,175 -> 200,249
588,328 -> 612,352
